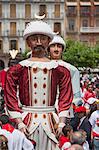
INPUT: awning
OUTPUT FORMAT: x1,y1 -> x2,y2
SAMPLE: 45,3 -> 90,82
80,2 -> 91,6
66,2 -> 77,6
94,2 -> 99,5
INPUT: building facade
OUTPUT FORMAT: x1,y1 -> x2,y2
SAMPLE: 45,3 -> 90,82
65,0 -> 99,46
0,0 -> 65,67
0,0 -> 99,67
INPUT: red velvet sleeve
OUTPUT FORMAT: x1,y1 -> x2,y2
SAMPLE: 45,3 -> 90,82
4,64 -> 23,113
58,66 -> 73,113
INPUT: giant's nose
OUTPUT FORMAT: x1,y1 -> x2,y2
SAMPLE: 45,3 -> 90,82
36,37 -> 42,45
54,44 -> 58,51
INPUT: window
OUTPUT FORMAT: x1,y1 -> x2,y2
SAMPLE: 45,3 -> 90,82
68,6 -> 75,13
10,22 -> 16,36
95,6 -> 99,13
96,20 -> 99,27
10,40 -> 17,50
80,6 -> 91,15
0,40 -> 3,52
10,4 -> 16,18
0,4 -> 2,18
54,22 -> 61,34
82,19 -> 88,27
0,22 -> 2,35
39,5 -> 47,16
68,19 -> 75,31
25,4 -> 31,18
54,4 -> 60,17
39,5 -> 46,16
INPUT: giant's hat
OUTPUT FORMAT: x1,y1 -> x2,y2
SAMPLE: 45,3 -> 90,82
48,35 -> 66,51
23,14 -> 55,40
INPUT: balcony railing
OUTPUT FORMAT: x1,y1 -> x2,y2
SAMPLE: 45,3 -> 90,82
80,0 -> 90,2
2,30 -> 24,37
67,0 -> 77,2
80,11 -> 91,17
66,10 -> 77,17
80,27 -> 99,33
45,12 -> 64,20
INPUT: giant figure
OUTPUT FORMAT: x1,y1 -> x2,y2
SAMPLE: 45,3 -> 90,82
4,16 -> 73,150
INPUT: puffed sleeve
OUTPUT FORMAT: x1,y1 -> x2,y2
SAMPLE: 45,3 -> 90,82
58,66 -> 73,117
4,64 -> 23,118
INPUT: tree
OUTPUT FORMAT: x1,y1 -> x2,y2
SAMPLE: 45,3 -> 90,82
63,39 -> 99,68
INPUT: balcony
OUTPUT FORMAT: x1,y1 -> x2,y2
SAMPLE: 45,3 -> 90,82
46,12 -> 64,20
80,27 -> 99,33
67,0 -> 77,2
80,11 -> 91,17
66,10 -> 77,17
3,30 -> 23,37
80,0 -> 91,2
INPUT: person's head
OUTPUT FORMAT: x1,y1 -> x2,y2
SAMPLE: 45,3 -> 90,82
68,144 -> 84,150
0,114 -> 10,126
23,17 -> 55,58
70,131 -> 85,146
48,35 -> 66,60
0,135 -> 8,150
75,106 -> 86,119
62,125 -> 73,138
86,83 -> 93,92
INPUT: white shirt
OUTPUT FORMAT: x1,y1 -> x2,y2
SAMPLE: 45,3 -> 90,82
89,110 -> 99,134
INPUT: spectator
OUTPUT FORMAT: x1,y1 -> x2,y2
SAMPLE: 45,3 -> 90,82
75,106 -> 92,148
0,114 -> 34,150
68,144 -> 84,150
89,100 -> 99,150
59,125 -> 72,150
0,134 -> 8,150
83,83 -> 96,101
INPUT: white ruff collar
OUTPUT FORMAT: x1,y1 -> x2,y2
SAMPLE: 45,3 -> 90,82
19,59 -> 76,71
19,59 -> 58,70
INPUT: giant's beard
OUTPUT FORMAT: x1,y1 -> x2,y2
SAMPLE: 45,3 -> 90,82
32,45 -> 47,58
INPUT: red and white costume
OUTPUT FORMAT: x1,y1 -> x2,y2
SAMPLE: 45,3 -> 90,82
89,110 -> 99,138
54,60 -> 80,116
0,68 -> 8,90
4,59 -> 73,150
0,123 -> 34,150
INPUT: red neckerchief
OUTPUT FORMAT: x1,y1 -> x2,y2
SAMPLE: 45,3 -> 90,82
2,123 -> 14,133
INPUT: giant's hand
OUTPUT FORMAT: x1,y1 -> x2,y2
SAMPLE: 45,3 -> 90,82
56,117 -> 66,140
15,118 -> 29,136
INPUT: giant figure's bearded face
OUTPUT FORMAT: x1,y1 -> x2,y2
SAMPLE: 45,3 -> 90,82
26,34 -> 51,57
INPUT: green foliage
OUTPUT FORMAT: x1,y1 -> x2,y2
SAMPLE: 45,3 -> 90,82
21,49 -> 30,59
63,39 -> 99,68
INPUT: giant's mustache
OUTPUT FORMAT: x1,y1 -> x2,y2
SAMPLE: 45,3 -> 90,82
33,45 -> 45,51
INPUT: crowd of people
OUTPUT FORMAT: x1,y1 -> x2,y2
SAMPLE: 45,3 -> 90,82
0,15 -> 99,150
